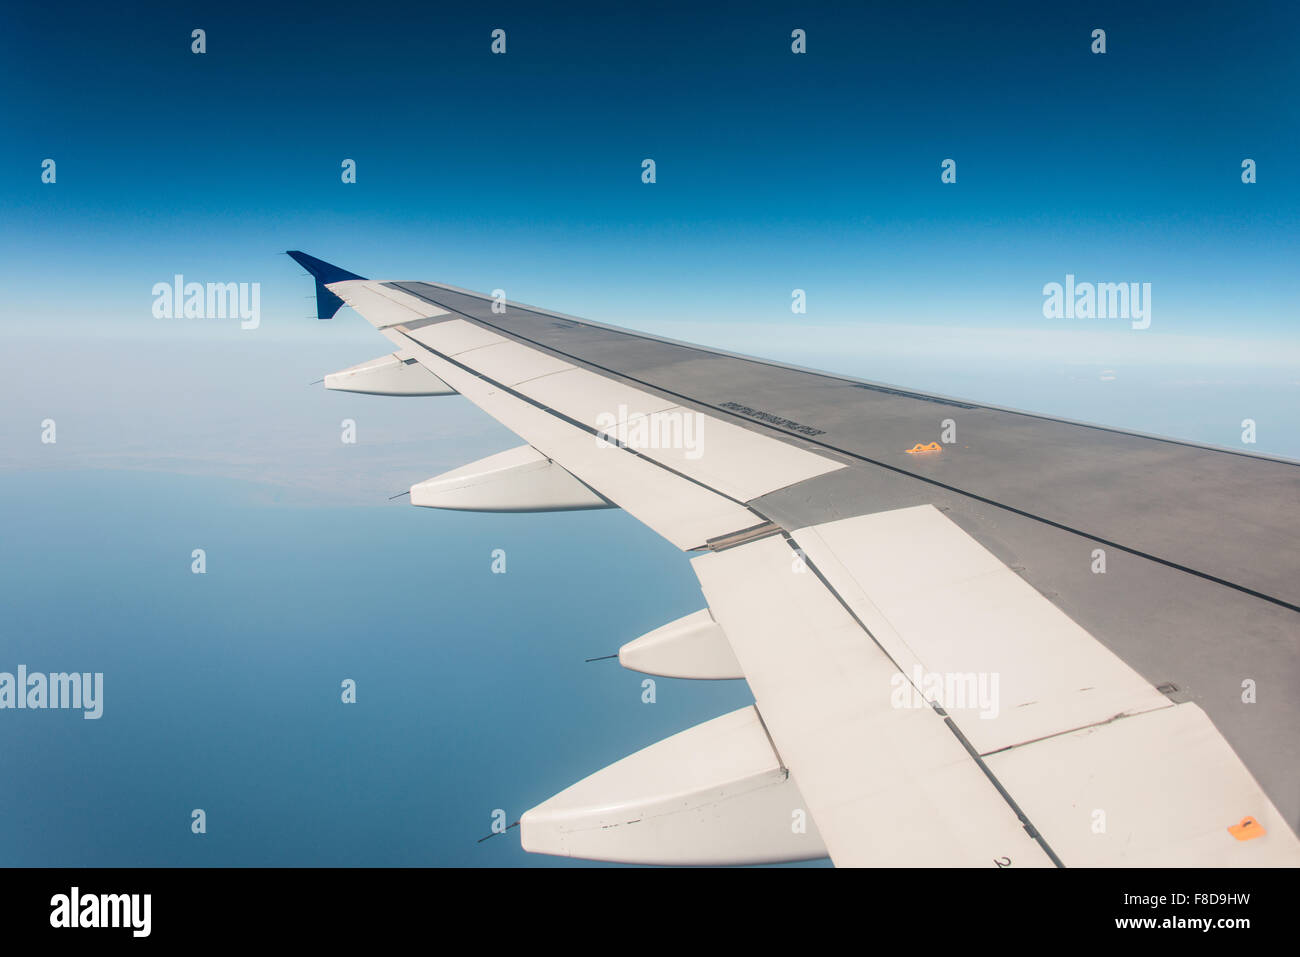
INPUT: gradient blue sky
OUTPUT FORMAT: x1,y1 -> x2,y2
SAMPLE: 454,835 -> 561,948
5,1 -> 1299,337
1,1 -> 1297,866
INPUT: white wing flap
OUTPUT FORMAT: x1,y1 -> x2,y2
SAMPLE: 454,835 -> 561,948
404,317 -> 505,355
517,367 -> 678,428
632,406 -> 844,502
988,703 -> 1300,866
692,534 -> 1056,868
793,505 -> 1173,755
454,340 -> 574,386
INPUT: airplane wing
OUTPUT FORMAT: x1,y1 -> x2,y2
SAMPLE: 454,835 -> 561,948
288,251 -> 1300,867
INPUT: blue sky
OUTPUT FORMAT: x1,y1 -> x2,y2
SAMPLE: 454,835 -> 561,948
4,0 -> 1298,339
1,0 -> 1297,866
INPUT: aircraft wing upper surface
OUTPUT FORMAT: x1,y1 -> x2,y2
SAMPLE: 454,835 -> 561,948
289,252 -> 1300,867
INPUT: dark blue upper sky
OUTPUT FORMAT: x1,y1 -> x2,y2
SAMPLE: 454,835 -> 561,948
3,0 -> 1298,336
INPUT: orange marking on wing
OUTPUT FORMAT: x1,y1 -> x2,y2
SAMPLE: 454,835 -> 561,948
1228,816 -> 1265,841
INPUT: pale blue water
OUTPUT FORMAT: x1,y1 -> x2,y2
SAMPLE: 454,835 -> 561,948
0,470 -> 811,866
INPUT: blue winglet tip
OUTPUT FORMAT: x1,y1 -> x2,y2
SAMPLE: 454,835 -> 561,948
286,251 -> 366,319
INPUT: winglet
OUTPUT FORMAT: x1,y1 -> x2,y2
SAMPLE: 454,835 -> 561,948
286,251 -> 367,319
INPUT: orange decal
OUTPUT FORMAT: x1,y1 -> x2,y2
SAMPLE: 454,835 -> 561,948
905,442 -> 942,454
1228,816 -> 1265,841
